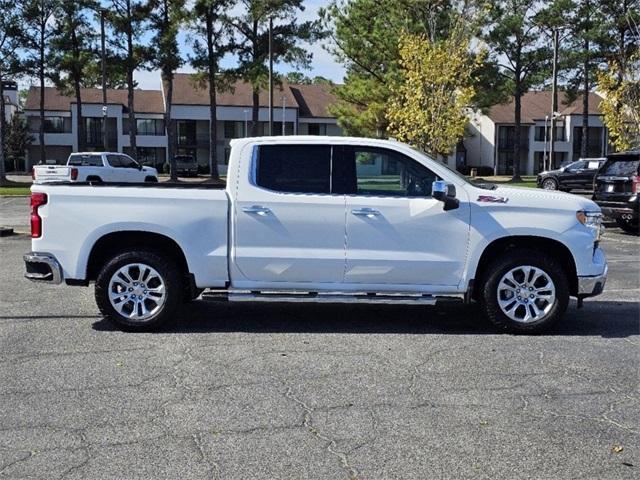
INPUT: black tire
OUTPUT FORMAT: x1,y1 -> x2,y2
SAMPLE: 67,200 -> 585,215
616,217 -> 640,235
86,176 -> 103,184
480,249 -> 570,334
145,176 -> 158,183
541,178 -> 558,190
95,249 -> 183,332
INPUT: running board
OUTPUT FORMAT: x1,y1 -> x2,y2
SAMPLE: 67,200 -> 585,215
220,291 -> 439,305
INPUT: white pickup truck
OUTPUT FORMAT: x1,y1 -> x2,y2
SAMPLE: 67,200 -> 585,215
33,152 -> 159,184
24,137 -> 607,333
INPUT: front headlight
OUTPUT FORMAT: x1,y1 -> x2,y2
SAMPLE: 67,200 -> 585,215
577,210 -> 603,240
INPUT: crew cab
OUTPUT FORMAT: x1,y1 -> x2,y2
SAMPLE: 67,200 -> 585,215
24,137 -> 608,333
33,152 -> 158,184
537,158 -> 606,191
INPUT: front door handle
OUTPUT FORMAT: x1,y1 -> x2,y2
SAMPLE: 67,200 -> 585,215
243,205 -> 272,216
351,208 -> 381,218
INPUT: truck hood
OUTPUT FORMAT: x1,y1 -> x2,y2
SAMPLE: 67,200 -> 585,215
475,186 -> 600,213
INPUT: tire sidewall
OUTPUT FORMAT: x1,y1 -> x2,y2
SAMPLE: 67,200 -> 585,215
481,250 -> 569,333
95,250 -> 181,331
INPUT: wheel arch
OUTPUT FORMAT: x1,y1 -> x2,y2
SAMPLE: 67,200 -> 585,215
86,230 -> 190,282
471,235 -> 578,299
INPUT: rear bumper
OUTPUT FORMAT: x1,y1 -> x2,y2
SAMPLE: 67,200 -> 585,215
24,252 -> 63,284
577,264 -> 607,298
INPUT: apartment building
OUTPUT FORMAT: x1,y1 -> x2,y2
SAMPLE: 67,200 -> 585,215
23,74 -> 343,172
464,91 -> 609,175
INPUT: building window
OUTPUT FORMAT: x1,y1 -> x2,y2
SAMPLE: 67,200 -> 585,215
498,126 -> 529,150
308,124 -> 327,136
137,147 -> 159,167
272,121 -> 294,136
534,127 -> 546,142
224,121 -> 245,139
43,116 -> 71,133
572,127 -> 603,157
534,125 -> 565,142
137,119 -> 164,135
85,118 -> 103,146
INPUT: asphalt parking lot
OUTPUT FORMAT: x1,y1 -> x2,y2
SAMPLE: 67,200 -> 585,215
1,196 -> 638,479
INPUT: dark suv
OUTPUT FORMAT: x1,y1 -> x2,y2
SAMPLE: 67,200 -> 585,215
592,151 -> 639,234
537,158 -> 606,191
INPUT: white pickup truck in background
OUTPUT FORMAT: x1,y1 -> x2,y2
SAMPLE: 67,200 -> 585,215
32,152 -> 158,184
24,137 -> 607,333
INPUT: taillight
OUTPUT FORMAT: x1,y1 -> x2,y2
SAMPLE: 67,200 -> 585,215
632,174 -> 639,194
70,167 -> 78,181
30,192 -> 48,238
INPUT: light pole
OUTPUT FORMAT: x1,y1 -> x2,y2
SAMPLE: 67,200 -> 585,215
243,109 -> 249,137
100,9 -> 108,150
268,16 -> 274,136
543,115 -> 549,172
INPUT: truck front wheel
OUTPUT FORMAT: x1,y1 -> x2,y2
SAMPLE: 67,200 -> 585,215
95,250 -> 182,331
480,249 -> 569,333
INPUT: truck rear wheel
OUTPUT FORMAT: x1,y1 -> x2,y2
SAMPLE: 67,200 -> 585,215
615,217 -> 639,235
95,250 -> 182,331
480,249 -> 569,333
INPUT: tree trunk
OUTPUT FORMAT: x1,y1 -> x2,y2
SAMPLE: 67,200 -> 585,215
581,37 -> 589,159
127,10 -> 137,159
512,87 -> 522,181
166,73 -> 177,181
251,88 -> 259,137
0,77 -> 7,185
206,12 -> 219,179
71,27 -> 85,152
39,26 -> 46,164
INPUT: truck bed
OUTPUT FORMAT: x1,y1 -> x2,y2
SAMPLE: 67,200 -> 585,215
31,182 -> 230,288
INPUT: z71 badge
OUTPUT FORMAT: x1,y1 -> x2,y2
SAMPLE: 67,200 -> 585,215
477,195 -> 509,203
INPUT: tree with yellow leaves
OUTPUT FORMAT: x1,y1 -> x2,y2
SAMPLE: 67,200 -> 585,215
387,30 -> 481,157
598,53 -> 640,152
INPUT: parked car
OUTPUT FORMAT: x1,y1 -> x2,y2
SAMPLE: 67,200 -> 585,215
32,152 -> 158,184
537,158 -> 606,191
592,151 -> 639,234
174,155 -> 198,177
24,137 -> 607,334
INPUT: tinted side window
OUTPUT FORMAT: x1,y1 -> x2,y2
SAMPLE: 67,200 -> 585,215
106,155 -> 122,167
256,145 -> 331,194
347,147 -> 438,197
119,155 -> 139,168
602,159 -> 640,176
69,154 -> 103,167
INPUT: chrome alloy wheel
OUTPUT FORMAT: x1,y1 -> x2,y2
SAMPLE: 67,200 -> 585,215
108,263 -> 166,321
497,265 -> 556,323
542,179 -> 557,190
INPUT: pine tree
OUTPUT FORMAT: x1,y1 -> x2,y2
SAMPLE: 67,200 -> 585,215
189,0 -> 235,179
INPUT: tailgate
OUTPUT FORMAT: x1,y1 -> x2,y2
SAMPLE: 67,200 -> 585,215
34,166 -> 71,183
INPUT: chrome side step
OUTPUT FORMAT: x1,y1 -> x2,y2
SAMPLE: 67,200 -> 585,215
221,291 -> 438,305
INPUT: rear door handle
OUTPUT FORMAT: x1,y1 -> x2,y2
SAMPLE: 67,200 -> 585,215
351,208 -> 381,218
242,205 -> 272,216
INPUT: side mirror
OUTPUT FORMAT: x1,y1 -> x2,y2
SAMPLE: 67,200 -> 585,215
432,180 -> 459,211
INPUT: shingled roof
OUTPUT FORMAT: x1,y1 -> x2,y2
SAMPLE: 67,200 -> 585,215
24,86 -> 165,113
487,91 -> 604,124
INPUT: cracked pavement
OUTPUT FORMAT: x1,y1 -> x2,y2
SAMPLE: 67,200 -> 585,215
1,202 -> 638,479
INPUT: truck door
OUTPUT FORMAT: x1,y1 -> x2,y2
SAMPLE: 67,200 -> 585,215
340,146 -> 470,287
233,144 -> 346,284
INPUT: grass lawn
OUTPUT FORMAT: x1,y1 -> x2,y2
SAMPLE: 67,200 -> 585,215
0,182 -> 31,196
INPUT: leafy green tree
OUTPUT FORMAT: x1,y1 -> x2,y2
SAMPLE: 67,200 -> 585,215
107,0 -> 149,159
6,116 -> 34,171
484,0 -> 550,180
148,0 -> 186,180
387,30 -> 480,157
0,0 -> 23,184
189,0 -> 235,179
321,0 -> 498,138
50,0 -> 98,152
226,0 -> 324,136
21,0 -> 60,164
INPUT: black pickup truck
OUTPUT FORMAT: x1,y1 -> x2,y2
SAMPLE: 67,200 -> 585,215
592,151 -> 639,234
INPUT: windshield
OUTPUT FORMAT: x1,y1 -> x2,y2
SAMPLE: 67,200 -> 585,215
175,156 -> 195,163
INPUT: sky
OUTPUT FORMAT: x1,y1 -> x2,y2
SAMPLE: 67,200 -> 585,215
134,0 -> 346,90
